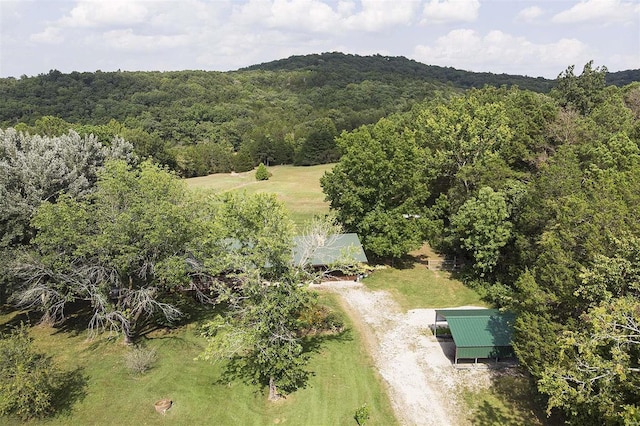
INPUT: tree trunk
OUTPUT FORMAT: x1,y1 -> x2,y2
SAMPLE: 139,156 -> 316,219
268,376 -> 279,401
0,281 -> 6,307
39,293 -> 54,326
123,332 -> 134,345
40,309 -> 54,326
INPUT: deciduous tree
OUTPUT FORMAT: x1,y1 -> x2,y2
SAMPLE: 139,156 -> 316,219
321,117 -> 431,259
12,161 -> 197,343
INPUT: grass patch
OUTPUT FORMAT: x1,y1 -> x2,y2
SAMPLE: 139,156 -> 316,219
363,264 -> 485,311
0,292 -> 397,425
186,164 -> 333,227
362,244 -> 485,311
461,371 -> 553,426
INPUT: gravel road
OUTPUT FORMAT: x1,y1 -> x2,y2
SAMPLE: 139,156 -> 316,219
315,280 -> 491,426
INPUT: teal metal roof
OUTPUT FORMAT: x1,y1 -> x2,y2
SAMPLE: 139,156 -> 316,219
435,309 -> 515,349
292,233 -> 368,267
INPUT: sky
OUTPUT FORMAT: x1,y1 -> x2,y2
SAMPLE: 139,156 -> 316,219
0,0 -> 638,79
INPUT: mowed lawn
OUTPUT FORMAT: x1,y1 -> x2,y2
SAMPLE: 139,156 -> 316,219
186,164 -> 333,227
0,293 -> 397,426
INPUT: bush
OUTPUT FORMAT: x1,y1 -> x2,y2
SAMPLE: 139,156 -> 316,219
299,305 -> 345,335
354,402 -> 370,425
255,163 -> 270,181
124,346 -> 157,375
0,324 -> 64,419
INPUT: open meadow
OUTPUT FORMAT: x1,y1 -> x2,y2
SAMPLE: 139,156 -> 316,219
186,164 -> 333,227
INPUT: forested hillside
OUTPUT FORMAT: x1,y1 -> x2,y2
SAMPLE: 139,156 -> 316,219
0,54 -> 455,177
1,53 -> 637,179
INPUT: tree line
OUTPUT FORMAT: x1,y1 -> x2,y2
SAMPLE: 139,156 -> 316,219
322,62 -> 640,424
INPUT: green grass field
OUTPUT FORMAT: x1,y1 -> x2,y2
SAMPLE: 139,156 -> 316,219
0,293 -> 397,425
363,265 -> 486,311
186,164 -> 333,227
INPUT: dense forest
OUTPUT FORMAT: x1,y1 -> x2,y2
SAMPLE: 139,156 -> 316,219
1,52 -> 636,178
2,53 -> 640,423
322,61 -> 640,424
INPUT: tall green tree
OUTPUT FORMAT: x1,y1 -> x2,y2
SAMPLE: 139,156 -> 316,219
415,90 -> 513,206
553,61 -> 608,115
0,129 -> 135,305
321,117 -> 431,259
293,117 -> 339,166
539,297 -> 640,425
449,187 -> 512,275
199,212 -> 357,401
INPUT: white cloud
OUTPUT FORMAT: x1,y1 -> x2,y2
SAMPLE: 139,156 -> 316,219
516,6 -> 544,22
337,0 -> 356,16
231,0 -> 342,33
421,0 -> 480,24
59,0 -> 149,28
231,0 -> 419,34
103,29 -> 190,52
30,27 -> 64,44
413,29 -> 592,77
552,0 -> 640,25
268,0 -> 341,32
343,0 -> 421,31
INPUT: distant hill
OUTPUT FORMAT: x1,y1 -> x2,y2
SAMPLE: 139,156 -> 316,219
245,52 -> 640,92
242,52 -> 556,93
606,69 -> 640,87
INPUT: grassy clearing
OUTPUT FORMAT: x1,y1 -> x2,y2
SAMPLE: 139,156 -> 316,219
0,292 -> 397,426
186,164 -> 333,227
363,265 -> 486,311
362,245 -> 485,311
461,372 -> 552,426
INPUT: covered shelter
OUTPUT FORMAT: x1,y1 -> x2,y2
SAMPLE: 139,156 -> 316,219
434,309 -> 516,365
292,233 -> 368,268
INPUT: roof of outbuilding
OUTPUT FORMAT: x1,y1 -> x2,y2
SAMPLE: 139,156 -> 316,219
435,309 -> 515,349
292,233 -> 368,267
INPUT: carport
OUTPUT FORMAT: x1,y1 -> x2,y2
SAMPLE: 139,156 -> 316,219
434,309 -> 516,364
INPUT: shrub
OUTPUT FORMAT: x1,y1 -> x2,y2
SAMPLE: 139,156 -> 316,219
0,324 -> 64,419
255,163 -> 270,181
299,305 -> 345,335
124,347 -> 157,375
354,402 -> 370,425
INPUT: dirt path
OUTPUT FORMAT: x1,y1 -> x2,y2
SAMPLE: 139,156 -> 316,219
315,280 -> 490,426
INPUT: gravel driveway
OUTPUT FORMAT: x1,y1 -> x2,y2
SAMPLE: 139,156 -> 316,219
314,280 -> 491,426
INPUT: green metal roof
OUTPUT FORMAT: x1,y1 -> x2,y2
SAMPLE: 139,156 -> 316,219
292,233 -> 368,267
435,309 -> 516,350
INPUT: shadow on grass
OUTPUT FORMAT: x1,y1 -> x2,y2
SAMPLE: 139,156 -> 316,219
302,327 -> 354,354
0,309 -> 42,334
52,367 -> 89,417
469,370 -> 564,426
212,327 -> 354,398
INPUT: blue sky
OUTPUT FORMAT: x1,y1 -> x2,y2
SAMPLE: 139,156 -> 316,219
1,0 -> 638,79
